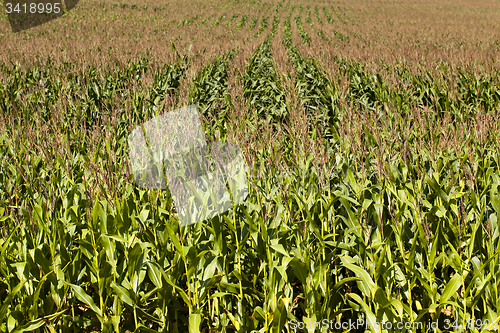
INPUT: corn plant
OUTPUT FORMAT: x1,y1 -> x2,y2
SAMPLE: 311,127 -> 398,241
253,16 -> 269,38
244,38 -> 287,122
322,6 -> 335,25
191,51 -> 235,140
248,16 -> 259,30
236,14 -> 249,29
294,5 -> 311,45
314,5 -> 323,25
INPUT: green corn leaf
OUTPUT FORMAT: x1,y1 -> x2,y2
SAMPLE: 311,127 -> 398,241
11,318 -> 45,333
342,261 -> 376,297
347,293 -> 378,332
64,282 -> 102,317
189,313 -> 202,333
0,279 -> 27,322
110,281 -> 134,307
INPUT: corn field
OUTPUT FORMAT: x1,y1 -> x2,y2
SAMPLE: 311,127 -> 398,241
1,0 -> 500,332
